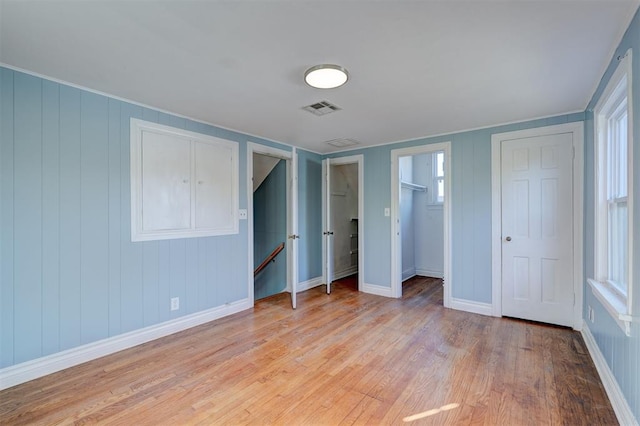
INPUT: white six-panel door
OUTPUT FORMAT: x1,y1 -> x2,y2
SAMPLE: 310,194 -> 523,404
500,132 -> 574,326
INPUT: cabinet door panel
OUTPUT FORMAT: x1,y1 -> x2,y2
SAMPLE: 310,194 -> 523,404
194,142 -> 234,230
141,131 -> 191,231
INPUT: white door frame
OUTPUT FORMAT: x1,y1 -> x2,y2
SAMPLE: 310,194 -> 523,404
322,155 -> 364,292
390,142 -> 452,304
490,122 -> 584,329
247,143 -> 298,308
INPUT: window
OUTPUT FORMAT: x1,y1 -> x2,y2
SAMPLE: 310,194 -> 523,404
433,151 -> 445,204
589,49 -> 633,336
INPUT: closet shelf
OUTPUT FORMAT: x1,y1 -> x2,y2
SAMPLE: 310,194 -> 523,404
401,181 -> 427,192
350,249 -> 359,255
350,233 -> 358,238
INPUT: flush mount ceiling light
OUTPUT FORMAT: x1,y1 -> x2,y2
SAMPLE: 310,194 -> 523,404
304,64 -> 349,89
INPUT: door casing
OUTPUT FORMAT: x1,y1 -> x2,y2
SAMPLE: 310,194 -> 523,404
491,122 -> 584,329
390,142 -> 452,303
247,143 -> 298,308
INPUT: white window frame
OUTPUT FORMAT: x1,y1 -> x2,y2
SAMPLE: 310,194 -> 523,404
588,48 -> 633,336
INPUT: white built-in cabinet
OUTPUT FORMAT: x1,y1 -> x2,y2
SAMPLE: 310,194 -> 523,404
130,119 -> 239,242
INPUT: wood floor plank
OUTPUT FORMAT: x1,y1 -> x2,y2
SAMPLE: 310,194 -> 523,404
0,276 -> 617,425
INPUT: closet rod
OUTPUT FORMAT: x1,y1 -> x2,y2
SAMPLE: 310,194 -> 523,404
400,181 -> 427,192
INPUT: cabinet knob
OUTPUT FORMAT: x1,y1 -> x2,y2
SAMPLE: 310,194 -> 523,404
505,236 -> 512,242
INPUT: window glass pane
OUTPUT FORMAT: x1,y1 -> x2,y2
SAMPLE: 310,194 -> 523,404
617,111 -> 628,197
437,178 -> 444,203
608,201 -> 628,295
436,152 -> 444,177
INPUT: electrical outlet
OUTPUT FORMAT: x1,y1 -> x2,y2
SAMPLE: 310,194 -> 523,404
239,209 -> 247,220
171,297 -> 179,311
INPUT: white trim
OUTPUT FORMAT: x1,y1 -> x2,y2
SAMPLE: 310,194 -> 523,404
296,276 -> 323,292
490,122 -> 584,328
591,49 -> 633,329
491,137 -> 502,317
288,148 -> 299,308
581,322 -> 638,426
390,142 -> 452,307
0,299 -> 251,390
0,63 -> 589,159
334,266 -> 358,281
585,5 -> 639,111
0,63 -> 315,154
449,298 -> 493,317
402,268 -> 417,281
588,279 -> 632,336
247,143 -> 294,306
325,112 -> 584,155
416,269 -> 444,279
362,283 -> 394,298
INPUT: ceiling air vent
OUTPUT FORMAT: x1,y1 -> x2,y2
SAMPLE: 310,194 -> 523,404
302,100 -> 341,116
325,138 -> 360,148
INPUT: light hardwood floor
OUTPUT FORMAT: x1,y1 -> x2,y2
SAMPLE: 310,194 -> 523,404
1,276 -> 616,425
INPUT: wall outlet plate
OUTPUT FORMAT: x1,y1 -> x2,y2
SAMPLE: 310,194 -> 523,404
171,297 -> 179,311
239,209 -> 248,220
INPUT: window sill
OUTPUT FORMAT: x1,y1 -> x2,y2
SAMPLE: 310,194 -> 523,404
588,278 -> 632,336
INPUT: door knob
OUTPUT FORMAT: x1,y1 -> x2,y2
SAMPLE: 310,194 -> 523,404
505,236 -> 512,242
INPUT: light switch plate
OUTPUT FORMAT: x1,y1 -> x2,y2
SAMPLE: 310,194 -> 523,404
384,208 -> 390,217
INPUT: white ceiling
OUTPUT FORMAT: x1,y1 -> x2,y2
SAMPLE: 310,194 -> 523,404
1,1 -> 638,153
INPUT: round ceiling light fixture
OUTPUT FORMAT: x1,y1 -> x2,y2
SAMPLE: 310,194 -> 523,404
304,64 -> 349,89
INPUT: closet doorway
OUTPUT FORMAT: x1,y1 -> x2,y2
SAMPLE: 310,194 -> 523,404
390,143 -> 451,304
248,143 -> 298,309
322,155 -> 364,294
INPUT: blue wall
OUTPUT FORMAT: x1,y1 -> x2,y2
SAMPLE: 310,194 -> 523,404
0,67 -> 298,368
327,112 -> 584,302
584,7 -> 640,420
253,160 -> 287,299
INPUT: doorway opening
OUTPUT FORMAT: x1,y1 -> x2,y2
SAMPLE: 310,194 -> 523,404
391,143 -> 451,303
323,155 -> 364,294
252,153 -> 287,300
248,143 -> 298,309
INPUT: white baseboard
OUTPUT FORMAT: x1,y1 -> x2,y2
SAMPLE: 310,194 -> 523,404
362,282 -> 393,298
333,266 -> 357,281
449,298 -> 493,316
402,267 -> 416,281
297,276 -> 323,292
581,322 -> 638,426
0,298 -> 252,391
416,268 -> 444,279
